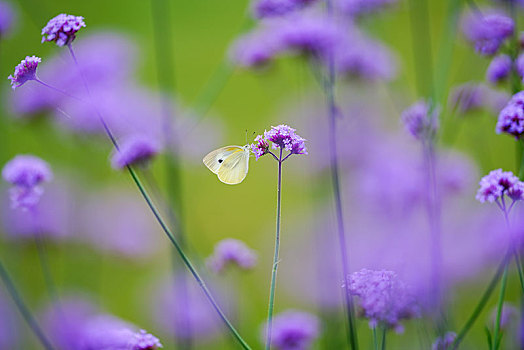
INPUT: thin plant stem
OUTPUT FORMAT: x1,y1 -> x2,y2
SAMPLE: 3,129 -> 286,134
65,43 -> 252,350
34,78 -> 82,102
323,0 -> 358,348
0,258 -> 55,350
381,327 -> 386,350
265,147 -> 283,350
492,266 -> 509,350
32,212 -> 59,304
373,328 -> 379,350
452,253 -> 510,349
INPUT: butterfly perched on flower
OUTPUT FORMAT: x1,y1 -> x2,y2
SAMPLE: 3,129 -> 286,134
203,145 -> 251,185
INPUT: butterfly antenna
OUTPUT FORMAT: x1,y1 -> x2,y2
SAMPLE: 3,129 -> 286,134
245,129 -> 248,145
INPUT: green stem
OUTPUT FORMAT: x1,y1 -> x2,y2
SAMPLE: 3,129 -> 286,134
66,44 -> 251,350
452,254 -> 509,349
381,327 -> 386,350
373,328 -> 379,350
265,147 -> 283,350
492,266 -> 509,350
0,258 -> 55,350
514,251 -> 524,294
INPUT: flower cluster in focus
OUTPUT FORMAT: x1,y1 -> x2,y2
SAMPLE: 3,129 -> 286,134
2,155 -> 53,210
497,91 -> 524,138
206,238 -> 258,273
41,13 -> 86,46
7,56 -> 41,90
252,124 -> 307,160
347,268 -> 420,332
476,169 -> 524,204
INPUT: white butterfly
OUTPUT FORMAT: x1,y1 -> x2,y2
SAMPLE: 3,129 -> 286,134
203,145 -> 251,185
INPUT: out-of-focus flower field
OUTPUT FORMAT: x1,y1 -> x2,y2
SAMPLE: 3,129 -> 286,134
2,0 -> 524,349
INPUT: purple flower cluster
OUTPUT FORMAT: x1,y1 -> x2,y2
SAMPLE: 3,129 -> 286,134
496,91 -> 524,138
448,83 -> 510,116
336,0 -> 397,17
461,10 -> 514,56
41,13 -> 86,46
131,330 -> 163,350
0,1 -> 15,38
486,54 -> 512,84
8,56 -> 41,90
431,332 -> 456,350
347,268 -> 420,332
262,310 -> 320,350
252,0 -> 317,18
252,125 -> 307,160
2,155 -> 52,210
401,100 -> 439,140
111,135 -> 160,169
476,169 -> 524,203
207,238 -> 258,273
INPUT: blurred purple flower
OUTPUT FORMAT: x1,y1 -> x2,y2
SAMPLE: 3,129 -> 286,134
461,10 -> 514,55
252,0 -> 317,18
401,100 -> 439,140
41,13 -> 86,47
229,27 -> 282,68
490,303 -> 518,330
261,310 -> 320,350
348,268 -> 420,332
334,33 -> 397,81
0,1 -> 15,38
449,83 -> 510,116
432,332 -> 456,350
486,54 -> 512,84
8,56 -> 41,90
207,238 -> 258,273
251,135 -> 270,160
335,0 -> 397,17
79,315 -> 151,350
496,92 -> 524,138
1,180 -> 76,240
264,124 -> 307,155
80,189 -> 161,259
476,169 -> 524,203
41,295 -> 98,350
151,274 -> 223,341
111,135 -> 161,169
2,154 -> 52,210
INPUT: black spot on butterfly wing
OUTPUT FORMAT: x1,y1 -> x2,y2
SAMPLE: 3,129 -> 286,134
218,159 -> 223,163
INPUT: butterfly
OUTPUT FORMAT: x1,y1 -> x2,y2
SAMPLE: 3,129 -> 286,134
203,145 -> 251,185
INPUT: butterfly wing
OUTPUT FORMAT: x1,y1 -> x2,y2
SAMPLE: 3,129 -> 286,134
203,146 -> 244,175
217,148 -> 250,185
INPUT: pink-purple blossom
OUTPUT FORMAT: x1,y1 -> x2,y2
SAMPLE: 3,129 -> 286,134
8,56 -> 41,90
461,10 -> 514,56
264,124 -> 308,154
347,268 -> 420,332
401,100 -> 439,140
262,310 -> 320,350
207,238 -> 258,273
486,54 -> 512,84
476,169 -> 524,203
41,13 -> 86,46
111,135 -> 160,169
496,92 -> 524,138
130,330 -> 163,350
251,135 -> 270,160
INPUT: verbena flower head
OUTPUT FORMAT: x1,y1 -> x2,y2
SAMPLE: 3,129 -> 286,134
401,100 -> 439,140
0,1 -> 15,38
252,0 -> 317,18
347,268 -> 420,332
261,310 -> 320,350
462,10 -> 514,55
229,28 -> 282,68
486,54 -> 512,84
206,238 -> 258,273
130,329 -> 163,350
476,169 -> 524,203
264,124 -> 308,154
431,332 -> 457,350
496,91 -> 524,138
251,135 -> 270,160
336,0 -> 397,17
41,13 -> 86,46
111,135 -> 160,169
2,155 -> 53,210
8,56 -> 41,90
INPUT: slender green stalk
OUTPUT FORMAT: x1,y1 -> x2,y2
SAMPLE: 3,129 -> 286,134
491,266 -> 509,350
381,327 -> 386,350
373,328 -> 379,350
452,254 -> 509,349
265,147 -> 283,350
0,258 -> 55,350
66,44 -> 252,350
